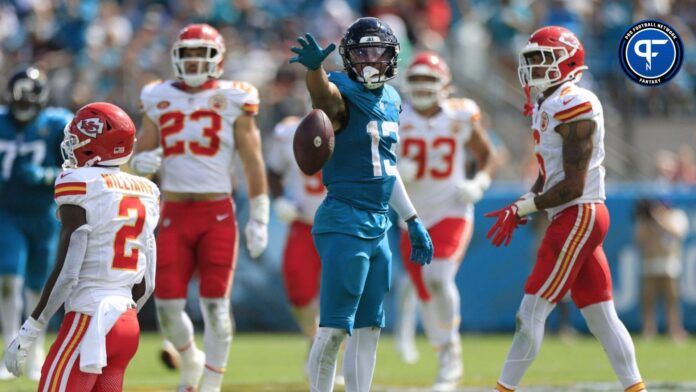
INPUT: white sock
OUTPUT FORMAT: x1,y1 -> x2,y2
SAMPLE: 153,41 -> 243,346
199,297 -> 233,391
155,298 -> 198,362
580,300 -> 644,389
420,259 -> 460,348
498,294 -> 555,389
308,327 -> 346,392
343,327 -> 380,392
0,276 -> 23,345
395,276 -> 418,347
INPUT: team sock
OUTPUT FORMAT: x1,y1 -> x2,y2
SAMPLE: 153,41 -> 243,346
343,327 -> 380,392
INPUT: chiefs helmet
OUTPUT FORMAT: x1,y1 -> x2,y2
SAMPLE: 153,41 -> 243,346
61,102 -> 136,168
406,52 -> 451,110
518,26 -> 587,91
171,24 -> 225,87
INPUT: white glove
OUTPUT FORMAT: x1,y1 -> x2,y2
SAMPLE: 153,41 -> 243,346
245,220 -> 268,258
130,148 -> 162,175
456,172 -> 492,203
246,195 -> 270,258
274,197 -> 300,223
397,157 -> 419,183
5,318 -> 44,377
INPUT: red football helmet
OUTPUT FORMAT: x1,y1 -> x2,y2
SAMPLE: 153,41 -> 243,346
406,52 -> 452,110
171,23 -> 225,87
518,26 -> 587,91
61,102 -> 136,168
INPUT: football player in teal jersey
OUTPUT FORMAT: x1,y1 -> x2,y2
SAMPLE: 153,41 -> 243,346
0,67 -> 72,380
290,17 -> 433,392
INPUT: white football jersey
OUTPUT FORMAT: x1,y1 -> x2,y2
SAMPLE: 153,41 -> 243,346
398,98 -> 479,228
140,79 -> 260,193
531,81 -> 606,218
54,167 -> 160,315
266,117 -> 326,224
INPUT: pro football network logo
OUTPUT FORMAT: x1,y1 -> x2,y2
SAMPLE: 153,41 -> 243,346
619,20 -> 683,86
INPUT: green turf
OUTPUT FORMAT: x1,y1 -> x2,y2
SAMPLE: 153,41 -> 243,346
1,332 -> 694,391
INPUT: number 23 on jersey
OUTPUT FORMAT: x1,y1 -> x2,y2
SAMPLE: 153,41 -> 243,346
159,110 -> 222,157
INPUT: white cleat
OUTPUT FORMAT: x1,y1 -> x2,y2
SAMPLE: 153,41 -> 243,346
433,342 -> 463,391
178,347 -> 205,392
0,364 -> 16,380
395,337 -> 420,364
26,344 -> 45,381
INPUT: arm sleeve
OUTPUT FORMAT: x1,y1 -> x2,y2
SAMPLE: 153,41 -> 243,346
35,224 -> 92,325
389,174 -> 417,221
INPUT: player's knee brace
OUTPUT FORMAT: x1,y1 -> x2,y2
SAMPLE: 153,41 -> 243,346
200,298 -> 233,343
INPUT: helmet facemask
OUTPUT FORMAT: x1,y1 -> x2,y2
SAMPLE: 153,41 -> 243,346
172,42 -> 223,87
406,73 -> 449,110
60,124 -> 89,169
518,44 -> 586,92
341,44 -> 398,89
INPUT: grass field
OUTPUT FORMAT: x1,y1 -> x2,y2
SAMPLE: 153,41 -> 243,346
2,332 -> 695,391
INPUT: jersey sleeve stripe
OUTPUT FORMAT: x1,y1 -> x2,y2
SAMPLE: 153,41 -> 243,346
54,182 -> 87,198
242,103 -> 259,114
554,102 -> 592,121
56,182 -> 87,189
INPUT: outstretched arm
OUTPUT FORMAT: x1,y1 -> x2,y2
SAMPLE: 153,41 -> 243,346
290,34 -> 347,131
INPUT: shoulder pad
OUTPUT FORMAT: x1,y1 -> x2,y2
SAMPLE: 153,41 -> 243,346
549,84 -> 598,123
443,98 -> 481,123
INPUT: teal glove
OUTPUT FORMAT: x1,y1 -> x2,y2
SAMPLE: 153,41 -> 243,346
406,217 -> 434,266
289,33 -> 336,70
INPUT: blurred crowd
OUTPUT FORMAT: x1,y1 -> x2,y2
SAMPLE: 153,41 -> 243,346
1,0 -> 695,180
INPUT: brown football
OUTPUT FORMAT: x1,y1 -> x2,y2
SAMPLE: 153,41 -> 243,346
293,109 -> 335,175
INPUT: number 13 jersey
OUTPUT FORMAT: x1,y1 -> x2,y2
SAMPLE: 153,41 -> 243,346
54,167 -> 160,314
140,80 -> 259,194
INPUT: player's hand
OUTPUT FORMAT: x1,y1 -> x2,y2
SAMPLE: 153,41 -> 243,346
406,217 -> 433,266
245,219 -> 268,258
4,318 -> 44,377
130,148 -> 162,175
273,197 -> 300,223
289,34 -> 336,70
456,172 -> 491,204
484,203 -> 529,247
397,158 -> 419,183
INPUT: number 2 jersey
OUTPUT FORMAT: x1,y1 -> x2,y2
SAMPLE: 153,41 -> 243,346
54,167 -> 160,314
531,81 -> 606,218
140,79 -> 259,194
399,98 -> 480,228
266,117 -> 326,224
313,72 -> 401,239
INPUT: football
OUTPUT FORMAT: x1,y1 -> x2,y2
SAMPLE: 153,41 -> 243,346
293,108 -> 335,175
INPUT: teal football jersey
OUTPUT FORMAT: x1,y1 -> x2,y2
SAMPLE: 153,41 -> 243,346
0,106 -> 73,213
312,72 -> 401,239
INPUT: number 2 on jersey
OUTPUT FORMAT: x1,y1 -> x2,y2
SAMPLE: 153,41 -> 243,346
160,110 -> 222,157
113,196 -> 146,270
